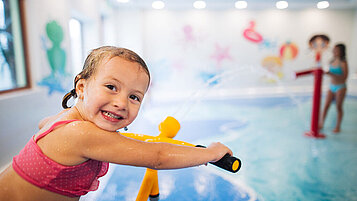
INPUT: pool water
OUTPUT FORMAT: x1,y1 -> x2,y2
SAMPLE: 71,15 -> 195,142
84,95 -> 357,201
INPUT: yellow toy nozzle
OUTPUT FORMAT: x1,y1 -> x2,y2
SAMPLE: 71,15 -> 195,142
232,160 -> 240,172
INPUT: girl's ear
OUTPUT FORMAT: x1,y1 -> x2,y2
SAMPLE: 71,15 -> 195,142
76,78 -> 86,100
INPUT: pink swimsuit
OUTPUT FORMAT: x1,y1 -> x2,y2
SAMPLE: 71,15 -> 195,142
12,120 -> 109,197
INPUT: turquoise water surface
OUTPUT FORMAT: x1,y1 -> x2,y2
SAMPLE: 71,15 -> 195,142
86,95 -> 357,201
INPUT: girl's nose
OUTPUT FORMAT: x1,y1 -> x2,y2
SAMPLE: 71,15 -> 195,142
112,94 -> 128,111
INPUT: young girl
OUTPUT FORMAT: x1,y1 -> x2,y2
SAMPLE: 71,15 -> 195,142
0,46 -> 233,201
320,44 -> 349,133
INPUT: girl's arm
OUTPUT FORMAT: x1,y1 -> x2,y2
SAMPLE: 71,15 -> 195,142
67,121 -> 232,170
340,61 -> 349,81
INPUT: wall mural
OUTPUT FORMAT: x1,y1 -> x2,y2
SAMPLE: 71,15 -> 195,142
280,41 -> 299,61
243,20 -> 277,50
261,56 -> 283,83
182,25 -> 195,43
243,21 -> 263,43
242,21 -> 299,82
147,18 -> 316,92
210,43 -> 232,67
260,41 -> 299,82
38,20 -> 70,95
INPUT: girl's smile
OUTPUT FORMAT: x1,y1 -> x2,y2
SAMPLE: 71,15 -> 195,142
99,107 -> 127,126
101,110 -> 124,122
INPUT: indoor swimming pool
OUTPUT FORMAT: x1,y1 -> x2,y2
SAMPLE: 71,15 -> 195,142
83,94 -> 357,201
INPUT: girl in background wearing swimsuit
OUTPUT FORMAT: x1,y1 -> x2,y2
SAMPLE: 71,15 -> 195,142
320,44 -> 349,133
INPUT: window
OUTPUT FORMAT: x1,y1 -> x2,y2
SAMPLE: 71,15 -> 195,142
0,0 -> 29,93
69,18 -> 84,76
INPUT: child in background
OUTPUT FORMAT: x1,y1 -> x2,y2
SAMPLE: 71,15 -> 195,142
320,44 -> 349,133
0,46 -> 233,201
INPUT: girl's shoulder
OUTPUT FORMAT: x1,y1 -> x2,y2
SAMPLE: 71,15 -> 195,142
341,59 -> 347,65
59,120 -> 112,142
37,109 -> 85,138
330,58 -> 337,65
35,119 -> 102,152
62,120 -> 99,134
38,107 -> 114,144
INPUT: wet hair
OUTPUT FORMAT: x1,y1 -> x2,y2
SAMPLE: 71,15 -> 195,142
335,43 -> 346,61
62,46 -> 150,109
309,34 -> 330,47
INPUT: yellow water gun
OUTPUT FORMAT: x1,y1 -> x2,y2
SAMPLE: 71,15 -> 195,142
121,116 -> 241,173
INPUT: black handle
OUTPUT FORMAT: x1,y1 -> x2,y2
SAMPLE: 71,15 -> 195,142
196,145 -> 241,173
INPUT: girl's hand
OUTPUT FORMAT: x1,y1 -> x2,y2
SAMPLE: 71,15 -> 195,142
206,142 -> 233,163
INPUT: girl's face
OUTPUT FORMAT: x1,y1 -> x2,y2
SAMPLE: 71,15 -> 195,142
333,46 -> 340,58
76,57 -> 149,131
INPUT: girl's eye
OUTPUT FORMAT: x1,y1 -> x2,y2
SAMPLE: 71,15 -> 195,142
106,85 -> 116,91
129,94 -> 140,102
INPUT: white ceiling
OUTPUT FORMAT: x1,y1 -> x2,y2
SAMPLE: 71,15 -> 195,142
107,0 -> 357,10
